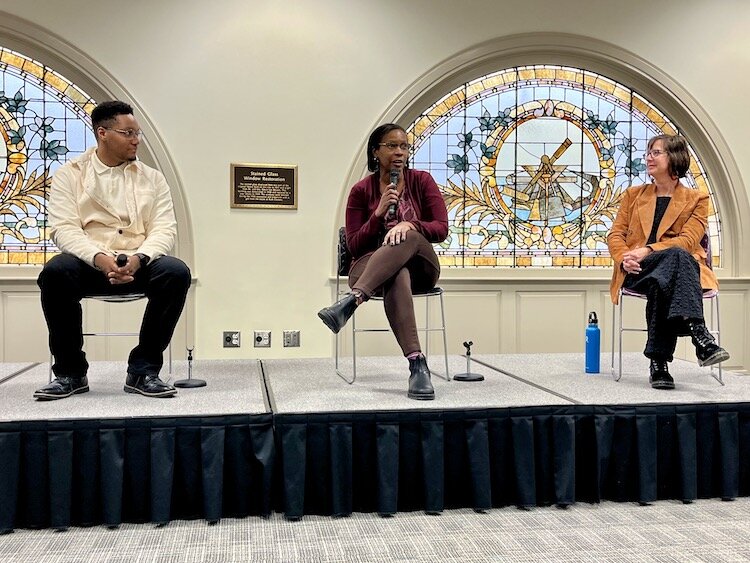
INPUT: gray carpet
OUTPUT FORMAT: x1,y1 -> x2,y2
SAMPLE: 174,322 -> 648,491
2,354 -> 745,420
475,353 -> 747,405
264,356 -> 564,413
0,359 -> 267,421
265,353 -> 746,414
2,498 -> 750,562
0,362 -> 36,381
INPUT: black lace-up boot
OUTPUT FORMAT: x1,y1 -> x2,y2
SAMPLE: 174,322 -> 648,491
687,320 -> 730,367
649,359 -> 675,390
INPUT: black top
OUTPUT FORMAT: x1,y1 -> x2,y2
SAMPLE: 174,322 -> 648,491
647,197 -> 671,245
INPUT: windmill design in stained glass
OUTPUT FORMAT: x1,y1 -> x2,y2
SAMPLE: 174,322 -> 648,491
407,65 -> 721,268
0,46 -> 96,265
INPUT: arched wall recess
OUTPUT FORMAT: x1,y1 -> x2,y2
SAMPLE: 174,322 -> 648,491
0,11 -> 194,272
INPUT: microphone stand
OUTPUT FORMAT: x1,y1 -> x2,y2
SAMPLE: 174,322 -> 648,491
453,341 -> 484,382
174,346 -> 206,388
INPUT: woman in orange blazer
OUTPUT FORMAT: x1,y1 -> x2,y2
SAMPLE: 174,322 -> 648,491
607,135 -> 728,389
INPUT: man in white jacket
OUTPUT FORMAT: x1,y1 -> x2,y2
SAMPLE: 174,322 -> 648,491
34,101 -> 191,400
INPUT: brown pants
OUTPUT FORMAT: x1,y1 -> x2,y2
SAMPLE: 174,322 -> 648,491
348,232 -> 441,356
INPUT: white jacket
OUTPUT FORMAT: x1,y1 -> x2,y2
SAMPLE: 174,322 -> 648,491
49,148 -> 177,266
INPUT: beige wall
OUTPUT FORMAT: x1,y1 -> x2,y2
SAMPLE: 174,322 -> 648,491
0,0 -> 748,370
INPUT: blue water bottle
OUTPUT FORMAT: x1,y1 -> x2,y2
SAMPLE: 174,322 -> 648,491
585,311 -> 600,374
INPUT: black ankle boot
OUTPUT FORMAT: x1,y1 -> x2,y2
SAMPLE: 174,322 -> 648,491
317,293 -> 358,334
408,355 -> 434,400
649,359 -> 674,390
687,320 -> 730,367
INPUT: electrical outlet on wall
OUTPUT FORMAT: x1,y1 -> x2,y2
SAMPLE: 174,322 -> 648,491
254,330 -> 271,348
283,330 -> 300,347
223,331 -> 240,348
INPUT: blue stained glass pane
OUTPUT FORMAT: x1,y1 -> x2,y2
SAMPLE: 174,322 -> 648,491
43,99 -> 68,118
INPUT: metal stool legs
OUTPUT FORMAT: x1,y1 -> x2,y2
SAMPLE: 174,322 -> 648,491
48,294 -> 174,382
335,289 -> 450,385
611,290 -> 724,385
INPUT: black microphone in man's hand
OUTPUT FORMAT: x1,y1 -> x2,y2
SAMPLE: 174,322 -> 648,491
387,168 -> 400,219
116,254 -> 128,267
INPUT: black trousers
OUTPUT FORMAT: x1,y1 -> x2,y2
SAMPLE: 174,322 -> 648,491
38,253 -> 191,379
622,247 -> 704,362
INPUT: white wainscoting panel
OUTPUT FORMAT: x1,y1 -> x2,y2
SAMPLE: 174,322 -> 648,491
2,292 -> 47,361
515,290 -> 587,353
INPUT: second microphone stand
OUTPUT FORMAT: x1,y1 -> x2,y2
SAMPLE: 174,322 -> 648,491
174,347 -> 207,388
453,341 -> 484,382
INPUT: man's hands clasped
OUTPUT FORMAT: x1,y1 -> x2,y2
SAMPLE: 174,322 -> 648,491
94,253 -> 142,285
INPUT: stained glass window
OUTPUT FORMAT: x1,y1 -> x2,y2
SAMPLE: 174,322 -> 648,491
0,46 -> 96,265
407,65 -> 721,268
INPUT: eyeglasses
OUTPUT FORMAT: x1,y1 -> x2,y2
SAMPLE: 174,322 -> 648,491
378,142 -> 411,151
104,127 -> 143,140
644,149 -> 667,158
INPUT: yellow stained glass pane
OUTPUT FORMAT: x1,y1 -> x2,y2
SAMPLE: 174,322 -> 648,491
22,59 -> 44,78
8,252 -> 28,264
555,69 -> 579,83
612,86 -> 630,103
438,256 -> 456,266
536,68 -> 555,80
65,87 -> 90,104
27,252 -> 52,264
515,257 -> 532,267
593,77 -> 616,94
554,256 -> 577,267
1,51 -> 24,68
44,72 -> 69,93
483,75 -> 507,89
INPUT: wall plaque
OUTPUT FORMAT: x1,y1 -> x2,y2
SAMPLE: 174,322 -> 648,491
230,163 -> 297,209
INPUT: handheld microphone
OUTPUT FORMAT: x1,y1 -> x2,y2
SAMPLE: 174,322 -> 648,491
387,168 -> 399,219
116,254 -> 128,267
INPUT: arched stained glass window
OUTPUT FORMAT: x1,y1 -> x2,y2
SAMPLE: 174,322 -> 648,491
0,46 -> 96,265
407,65 -> 721,268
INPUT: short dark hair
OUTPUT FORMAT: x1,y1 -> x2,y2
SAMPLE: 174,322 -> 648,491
91,101 -> 134,137
648,134 -> 690,178
366,123 -> 407,172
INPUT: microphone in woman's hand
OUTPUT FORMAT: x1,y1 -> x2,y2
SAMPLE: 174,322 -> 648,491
387,168 -> 400,219
116,254 -> 128,267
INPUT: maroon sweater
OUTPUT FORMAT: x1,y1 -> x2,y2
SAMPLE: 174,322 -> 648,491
345,168 -> 449,260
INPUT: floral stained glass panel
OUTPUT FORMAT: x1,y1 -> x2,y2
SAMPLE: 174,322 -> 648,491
407,65 -> 721,268
0,46 -> 96,265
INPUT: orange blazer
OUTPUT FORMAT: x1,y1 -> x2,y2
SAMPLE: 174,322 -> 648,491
607,183 -> 717,304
